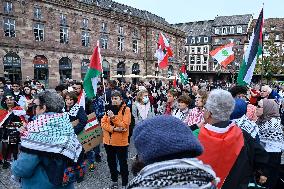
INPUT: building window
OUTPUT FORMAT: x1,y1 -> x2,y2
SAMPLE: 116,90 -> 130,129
215,28 -> 220,34
82,18 -> 88,28
190,56 -> 195,64
4,1 -> 12,14
34,7 -> 42,19
60,27 -> 69,44
196,56 -> 201,64
4,18 -> 15,37
237,26 -> 242,34
276,34 -> 280,41
197,47 -> 201,53
203,46 -> 208,53
222,27 -> 227,35
60,14 -> 67,25
101,22 -> 107,32
100,34 -> 108,49
118,36 -> 124,51
197,37 -> 201,43
133,28 -> 139,38
133,40 -> 138,53
191,47 -> 195,53
190,65 -> 194,71
215,38 -> 220,44
230,26 -> 234,34
34,23 -> 44,41
202,66 -> 207,71
191,37 -> 195,44
196,65 -> 201,71
203,56 -> 208,63
204,37 -> 208,43
118,26 -> 124,35
81,31 -> 90,47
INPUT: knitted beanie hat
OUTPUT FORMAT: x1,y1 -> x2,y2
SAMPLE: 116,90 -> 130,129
133,115 -> 204,165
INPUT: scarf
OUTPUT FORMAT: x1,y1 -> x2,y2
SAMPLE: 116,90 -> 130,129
257,99 -> 280,124
21,112 -> 82,162
233,115 -> 259,139
258,117 -> 284,152
246,104 -> 258,122
185,107 -> 204,126
198,123 -> 244,188
173,108 -> 189,121
128,158 -> 218,189
136,102 -> 150,120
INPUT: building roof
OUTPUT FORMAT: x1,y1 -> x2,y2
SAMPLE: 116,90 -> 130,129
213,14 -> 252,26
248,18 -> 284,33
175,20 -> 214,36
95,0 -> 168,25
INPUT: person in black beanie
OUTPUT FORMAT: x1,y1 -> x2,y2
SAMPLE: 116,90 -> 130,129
128,115 -> 218,189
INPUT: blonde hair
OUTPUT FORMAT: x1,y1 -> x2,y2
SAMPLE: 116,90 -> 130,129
136,89 -> 148,104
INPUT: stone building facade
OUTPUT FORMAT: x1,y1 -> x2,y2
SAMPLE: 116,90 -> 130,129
0,0 -> 186,88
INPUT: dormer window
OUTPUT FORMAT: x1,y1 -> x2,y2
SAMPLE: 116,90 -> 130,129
230,26 -> 234,34
215,28 -> 220,35
191,37 -> 195,44
271,26 -> 276,31
222,27 -> 227,35
237,26 -> 242,34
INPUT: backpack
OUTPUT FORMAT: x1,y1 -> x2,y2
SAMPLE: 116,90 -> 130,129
41,150 -> 87,186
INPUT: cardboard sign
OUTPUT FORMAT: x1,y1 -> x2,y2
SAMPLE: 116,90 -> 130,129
72,113 -> 103,152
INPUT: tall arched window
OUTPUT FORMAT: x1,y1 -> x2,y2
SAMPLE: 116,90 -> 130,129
3,52 -> 21,82
59,57 -> 72,83
102,59 -> 110,79
81,59 -> 90,79
132,63 -> 140,75
33,55 -> 48,85
117,61 -> 125,75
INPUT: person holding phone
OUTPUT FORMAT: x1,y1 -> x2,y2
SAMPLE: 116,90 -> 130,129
101,90 -> 131,189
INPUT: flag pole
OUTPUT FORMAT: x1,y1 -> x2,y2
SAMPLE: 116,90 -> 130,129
261,3 -> 264,84
97,40 -> 108,105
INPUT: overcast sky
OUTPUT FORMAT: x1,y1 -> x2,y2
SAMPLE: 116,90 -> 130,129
114,0 -> 283,24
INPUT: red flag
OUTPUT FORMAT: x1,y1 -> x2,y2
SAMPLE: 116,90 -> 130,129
155,33 -> 173,69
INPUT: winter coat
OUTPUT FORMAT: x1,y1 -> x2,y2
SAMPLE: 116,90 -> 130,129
101,104 -> 131,146
67,106 -> 87,135
132,102 -> 155,124
12,152 -> 74,189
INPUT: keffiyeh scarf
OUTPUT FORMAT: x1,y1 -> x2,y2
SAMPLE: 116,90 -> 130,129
233,115 -> 259,139
128,158 -> 218,189
185,107 -> 204,126
21,112 -> 82,162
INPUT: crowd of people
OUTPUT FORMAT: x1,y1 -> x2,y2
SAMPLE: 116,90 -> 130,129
0,76 -> 284,189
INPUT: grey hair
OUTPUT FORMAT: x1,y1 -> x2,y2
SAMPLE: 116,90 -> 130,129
261,85 -> 272,94
205,89 -> 235,121
36,91 -> 64,113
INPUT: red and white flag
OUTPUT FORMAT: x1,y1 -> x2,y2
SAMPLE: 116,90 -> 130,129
155,32 -> 173,69
210,43 -> 235,68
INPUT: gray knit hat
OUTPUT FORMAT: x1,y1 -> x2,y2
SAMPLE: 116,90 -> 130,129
133,115 -> 204,165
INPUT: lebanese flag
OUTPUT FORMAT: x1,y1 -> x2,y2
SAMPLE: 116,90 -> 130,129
83,41 -> 102,99
198,123 -> 244,188
155,32 -> 173,69
84,116 -> 99,132
210,43 -> 235,68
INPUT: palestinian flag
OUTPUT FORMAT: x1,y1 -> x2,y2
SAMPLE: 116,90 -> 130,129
0,109 -> 11,127
155,32 -> 173,69
179,64 -> 188,85
198,123 -> 244,188
0,106 -> 27,127
83,41 -> 102,99
237,9 -> 263,86
210,43 -> 235,68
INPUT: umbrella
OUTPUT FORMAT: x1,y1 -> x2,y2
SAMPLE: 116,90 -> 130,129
111,74 -> 123,78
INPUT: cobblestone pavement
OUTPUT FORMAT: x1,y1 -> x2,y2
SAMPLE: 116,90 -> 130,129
0,143 -> 136,189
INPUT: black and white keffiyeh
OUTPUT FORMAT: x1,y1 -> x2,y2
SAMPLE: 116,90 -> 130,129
258,117 -> 284,152
128,158 -> 219,189
233,115 -> 259,139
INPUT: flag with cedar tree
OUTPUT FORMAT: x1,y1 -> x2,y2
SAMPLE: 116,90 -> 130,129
155,32 -> 173,69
